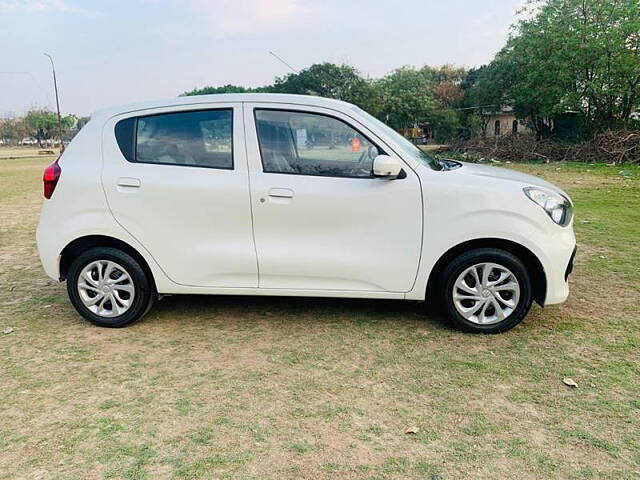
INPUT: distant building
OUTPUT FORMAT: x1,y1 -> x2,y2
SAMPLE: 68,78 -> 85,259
484,108 -> 533,138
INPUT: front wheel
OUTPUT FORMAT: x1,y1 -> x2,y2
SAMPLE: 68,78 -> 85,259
67,247 -> 154,327
440,248 -> 533,333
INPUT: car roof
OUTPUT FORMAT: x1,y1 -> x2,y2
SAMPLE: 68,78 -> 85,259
91,93 -> 356,119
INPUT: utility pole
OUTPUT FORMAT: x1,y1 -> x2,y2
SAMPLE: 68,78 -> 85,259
43,52 -> 64,151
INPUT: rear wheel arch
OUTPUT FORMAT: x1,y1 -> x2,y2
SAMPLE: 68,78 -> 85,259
426,238 -> 546,306
59,235 -> 157,293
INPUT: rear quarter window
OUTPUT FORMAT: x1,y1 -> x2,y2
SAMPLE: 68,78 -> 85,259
114,117 -> 136,162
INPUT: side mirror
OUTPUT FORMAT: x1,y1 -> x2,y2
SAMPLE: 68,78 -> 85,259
373,155 -> 404,179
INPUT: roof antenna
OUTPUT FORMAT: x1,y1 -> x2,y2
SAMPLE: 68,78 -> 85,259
269,51 -> 298,74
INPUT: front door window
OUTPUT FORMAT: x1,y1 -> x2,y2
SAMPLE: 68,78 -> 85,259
254,109 -> 382,178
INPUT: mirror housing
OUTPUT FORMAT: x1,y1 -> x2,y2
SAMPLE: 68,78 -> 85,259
373,155 -> 404,179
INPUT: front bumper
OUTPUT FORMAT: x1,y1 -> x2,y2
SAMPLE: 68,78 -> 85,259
532,225 -> 576,306
565,246 -> 577,281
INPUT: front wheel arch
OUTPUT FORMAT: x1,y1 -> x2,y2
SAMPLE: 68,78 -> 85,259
426,238 -> 546,306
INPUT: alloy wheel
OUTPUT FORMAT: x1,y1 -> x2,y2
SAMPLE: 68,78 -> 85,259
452,262 -> 520,325
77,260 -> 135,317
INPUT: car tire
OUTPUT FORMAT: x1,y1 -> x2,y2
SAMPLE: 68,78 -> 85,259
67,247 -> 154,327
440,248 -> 533,333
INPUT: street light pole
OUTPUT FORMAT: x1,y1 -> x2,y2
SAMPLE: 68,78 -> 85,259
43,52 -> 64,151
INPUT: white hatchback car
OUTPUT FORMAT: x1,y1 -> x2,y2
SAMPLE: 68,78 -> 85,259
36,94 -> 576,333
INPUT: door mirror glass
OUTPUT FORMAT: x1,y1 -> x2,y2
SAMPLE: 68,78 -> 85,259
373,155 -> 404,179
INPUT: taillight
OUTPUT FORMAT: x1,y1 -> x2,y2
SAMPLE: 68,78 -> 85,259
43,158 -> 61,199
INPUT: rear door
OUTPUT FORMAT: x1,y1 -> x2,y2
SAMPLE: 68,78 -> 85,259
102,104 -> 258,287
244,103 -> 423,292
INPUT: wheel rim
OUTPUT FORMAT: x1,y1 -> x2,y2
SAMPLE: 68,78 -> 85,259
452,262 -> 520,325
77,260 -> 135,318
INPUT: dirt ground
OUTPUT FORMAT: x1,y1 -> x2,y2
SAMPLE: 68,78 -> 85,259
0,157 -> 638,479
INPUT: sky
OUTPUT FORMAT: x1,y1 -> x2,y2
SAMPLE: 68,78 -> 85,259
0,0 -> 526,117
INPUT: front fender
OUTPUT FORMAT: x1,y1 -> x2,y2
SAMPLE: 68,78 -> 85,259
407,198 -> 558,301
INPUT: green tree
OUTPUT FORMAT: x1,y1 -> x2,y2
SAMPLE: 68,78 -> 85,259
181,64 -> 383,115
271,63 -> 382,115
471,0 -> 640,137
378,67 -> 436,130
24,109 -> 75,147
25,109 -> 58,146
427,64 -> 468,85
76,116 -> 91,130
181,84 -> 257,96
458,67 -> 500,138
462,63 -> 516,137
179,62 -> 468,140
432,109 -> 461,143
0,117 -> 29,144
377,65 -> 467,140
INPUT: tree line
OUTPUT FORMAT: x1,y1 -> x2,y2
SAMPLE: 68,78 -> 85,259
183,63 -> 468,143
0,110 -> 89,147
4,0 -> 635,147
184,0 -> 640,142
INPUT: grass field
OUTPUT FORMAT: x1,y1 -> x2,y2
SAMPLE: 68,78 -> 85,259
1,156 -> 639,479
0,146 -> 58,160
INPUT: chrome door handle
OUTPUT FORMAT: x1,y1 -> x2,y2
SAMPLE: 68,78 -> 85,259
268,188 -> 294,198
117,177 -> 141,188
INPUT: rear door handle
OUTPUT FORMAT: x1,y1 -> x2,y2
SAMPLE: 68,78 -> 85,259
117,177 -> 141,188
268,188 -> 294,198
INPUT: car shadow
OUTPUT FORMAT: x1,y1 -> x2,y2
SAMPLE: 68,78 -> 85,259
147,293 -> 452,331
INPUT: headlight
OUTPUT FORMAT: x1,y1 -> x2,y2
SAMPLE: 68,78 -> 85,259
523,187 -> 573,226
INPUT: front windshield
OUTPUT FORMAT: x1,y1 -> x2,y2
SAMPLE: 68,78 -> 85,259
354,108 -> 443,171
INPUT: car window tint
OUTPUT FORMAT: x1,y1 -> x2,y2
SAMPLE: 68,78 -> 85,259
114,117 -> 136,162
254,109 -> 382,178
132,109 -> 233,169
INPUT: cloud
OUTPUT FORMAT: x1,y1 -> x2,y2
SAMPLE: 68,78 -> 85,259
191,0 -> 321,36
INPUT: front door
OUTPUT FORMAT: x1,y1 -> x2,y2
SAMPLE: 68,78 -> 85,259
244,104 -> 422,292
102,104 -> 258,287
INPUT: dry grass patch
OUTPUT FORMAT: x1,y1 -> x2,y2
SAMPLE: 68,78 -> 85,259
0,158 -> 639,479
0,146 -> 57,160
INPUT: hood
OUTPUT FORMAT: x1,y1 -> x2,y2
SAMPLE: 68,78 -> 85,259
458,162 -> 570,198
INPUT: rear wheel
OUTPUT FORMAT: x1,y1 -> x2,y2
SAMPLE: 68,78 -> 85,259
67,247 -> 154,327
440,248 -> 533,333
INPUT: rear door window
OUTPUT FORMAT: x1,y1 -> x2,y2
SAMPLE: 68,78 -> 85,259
115,109 -> 233,169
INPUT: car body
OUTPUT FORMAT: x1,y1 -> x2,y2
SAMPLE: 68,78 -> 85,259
36,94 -> 576,332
